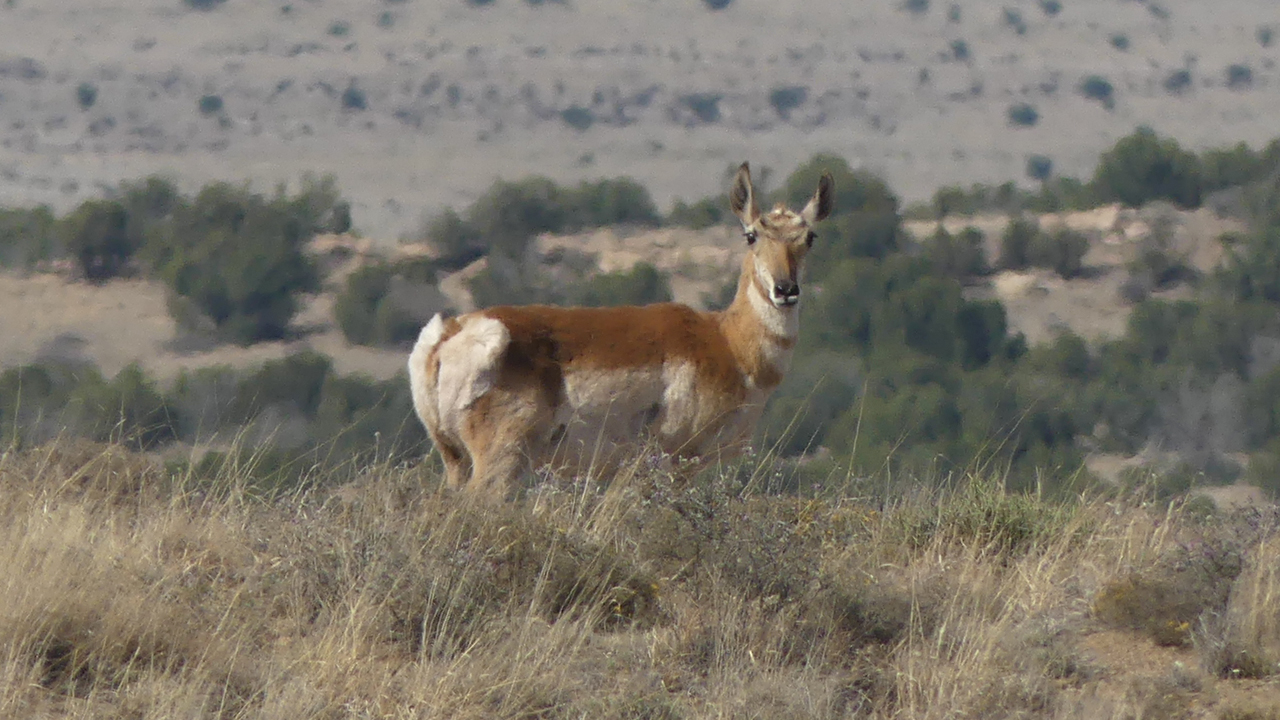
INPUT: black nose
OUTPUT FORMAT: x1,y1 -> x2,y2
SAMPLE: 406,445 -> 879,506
774,280 -> 799,299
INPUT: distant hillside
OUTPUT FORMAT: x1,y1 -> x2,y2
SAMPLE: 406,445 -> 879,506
2,0 -> 1279,238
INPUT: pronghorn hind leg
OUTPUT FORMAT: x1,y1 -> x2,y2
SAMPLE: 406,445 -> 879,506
428,430 -> 470,491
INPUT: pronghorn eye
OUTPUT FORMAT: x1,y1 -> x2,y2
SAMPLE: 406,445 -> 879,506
806,230 -> 817,247
744,229 -> 758,245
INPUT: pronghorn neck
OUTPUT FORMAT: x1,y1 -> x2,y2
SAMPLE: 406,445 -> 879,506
716,252 -> 799,390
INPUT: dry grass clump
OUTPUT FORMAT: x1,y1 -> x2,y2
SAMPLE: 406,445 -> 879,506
0,441 -> 1277,718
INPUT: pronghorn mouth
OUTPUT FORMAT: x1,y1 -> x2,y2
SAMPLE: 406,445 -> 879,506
772,294 -> 800,308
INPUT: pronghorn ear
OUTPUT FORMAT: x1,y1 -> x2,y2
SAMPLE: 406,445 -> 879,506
730,161 -> 760,229
801,172 -> 835,225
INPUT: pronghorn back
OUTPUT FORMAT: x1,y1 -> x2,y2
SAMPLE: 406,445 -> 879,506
409,161 -> 833,498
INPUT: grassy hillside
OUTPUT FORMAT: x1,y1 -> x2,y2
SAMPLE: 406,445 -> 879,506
1,440 -> 1277,718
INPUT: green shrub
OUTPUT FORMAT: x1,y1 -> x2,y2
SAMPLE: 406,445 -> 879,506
769,85 -> 808,119
666,197 -> 725,229
75,82 -> 97,110
334,262 -> 424,347
68,364 -> 175,450
1259,25 -> 1275,48
1110,33 -> 1130,51
565,263 -> 673,307
1026,154 -> 1054,181
341,85 -> 367,111
183,0 -> 226,9
950,39 -> 970,61
1030,227 -> 1089,279
1163,69 -> 1193,95
328,21 -> 351,37
198,94 -> 223,116
1007,103 -> 1039,127
999,217 -> 1039,270
702,0 -> 733,9
1092,127 -> 1202,208
145,182 -> 328,343
60,199 -> 133,282
560,106 -> 593,132
902,0 -> 929,14
1039,0 -> 1061,16
1079,75 -> 1115,109
679,93 -> 722,124
0,206 -> 58,269
1227,64 -> 1254,90
925,226 -> 988,282
1002,7 -> 1027,34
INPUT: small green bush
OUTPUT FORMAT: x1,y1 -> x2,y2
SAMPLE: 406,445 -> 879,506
1110,33 -> 1130,51
925,226 -> 988,282
950,39 -> 971,61
560,106 -> 594,132
183,0 -> 226,10
666,197 -> 724,230
1079,75 -> 1115,109
1163,69 -> 1193,95
702,0 -> 733,9
328,21 -> 351,37
1026,154 -> 1054,181
902,0 -> 929,15
75,82 -> 97,110
768,85 -> 808,119
999,217 -> 1039,270
341,85 -> 367,111
60,199 -> 133,282
198,94 -> 223,116
1002,7 -> 1027,34
1039,0 -> 1062,17
0,206 -> 58,269
334,262 -> 425,347
1092,127 -> 1202,208
1007,103 -> 1039,127
1259,25 -> 1275,48
565,263 -> 673,308
1227,64 -> 1254,90
679,93 -> 722,124
1031,227 -> 1089,279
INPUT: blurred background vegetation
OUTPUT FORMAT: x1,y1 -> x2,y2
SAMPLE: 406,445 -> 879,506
6,126 -> 1280,498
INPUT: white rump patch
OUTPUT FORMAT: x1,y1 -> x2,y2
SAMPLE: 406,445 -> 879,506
408,313 -> 447,428
436,315 -> 510,415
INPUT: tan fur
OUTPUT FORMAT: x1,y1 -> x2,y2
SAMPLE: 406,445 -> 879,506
409,162 -> 834,498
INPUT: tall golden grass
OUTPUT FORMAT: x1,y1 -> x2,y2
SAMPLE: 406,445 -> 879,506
0,439 -> 1277,719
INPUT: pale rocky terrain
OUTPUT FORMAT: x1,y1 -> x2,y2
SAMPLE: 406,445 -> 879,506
1,0 -> 1279,240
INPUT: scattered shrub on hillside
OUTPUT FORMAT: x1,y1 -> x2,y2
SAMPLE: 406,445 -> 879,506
1026,154 -> 1054,182
902,0 -> 929,14
75,82 -> 97,110
328,21 -> 351,37
1110,33 -> 1130,51
1163,69 -> 1193,95
1039,0 -> 1062,17
1030,226 -> 1089,279
1259,25 -> 1275,48
1079,75 -> 1115,109
335,261 -> 443,347
925,226 -> 988,282
1092,127 -> 1202,208
702,0 -> 733,9
768,85 -> 808,119
565,263 -> 673,308
143,181 -> 338,343
1227,64 -> 1255,90
1002,7 -> 1027,35
678,93 -> 722,125
666,197 -> 725,229
197,94 -> 223,116
950,39 -> 971,61
60,199 -> 133,282
1007,103 -> 1039,127
183,0 -> 226,9
341,85 -> 367,111
0,206 -> 58,269
999,216 -> 1039,270
560,106 -> 594,132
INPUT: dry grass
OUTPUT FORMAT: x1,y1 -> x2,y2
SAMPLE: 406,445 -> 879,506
0,440 -> 1277,719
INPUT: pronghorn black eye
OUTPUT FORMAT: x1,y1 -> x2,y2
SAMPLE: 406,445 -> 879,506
806,231 -> 817,247
744,230 -> 758,245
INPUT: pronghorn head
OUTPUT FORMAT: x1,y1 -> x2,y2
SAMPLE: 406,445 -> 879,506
730,162 -> 834,309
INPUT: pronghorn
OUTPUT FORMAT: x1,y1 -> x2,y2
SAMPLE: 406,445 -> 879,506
408,162 -> 834,497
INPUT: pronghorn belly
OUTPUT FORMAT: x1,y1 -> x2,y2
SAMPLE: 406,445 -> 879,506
546,366 -> 668,474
